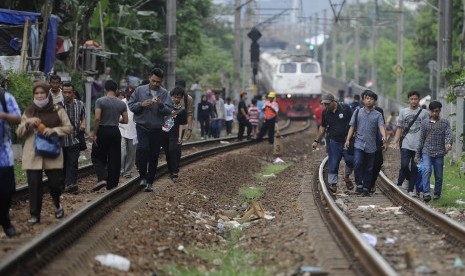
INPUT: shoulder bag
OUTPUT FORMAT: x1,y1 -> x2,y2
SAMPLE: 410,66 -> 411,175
35,133 -> 61,158
399,108 -> 423,147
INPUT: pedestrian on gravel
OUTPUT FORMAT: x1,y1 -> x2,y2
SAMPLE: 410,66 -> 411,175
118,87 -> 137,179
224,97 -> 235,136
197,94 -> 213,140
211,91 -> 225,138
91,80 -> 128,191
128,68 -> 173,192
59,83 -> 86,193
16,81 -> 73,225
312,94 -> 354,194
0,74 -> 21,237
345,90 -> 386,196
161,86 -> 188,179
174,79 -> 194,141
237,92 -> 252,141
256,91 -> 279,144
415,101 -> 452,202
49,74 -> 64,104
248,98 -> 260,138
349,94 -> 362,112
389,91 -> 428,196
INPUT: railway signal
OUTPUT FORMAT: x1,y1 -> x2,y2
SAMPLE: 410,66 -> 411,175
248,27 -> 261,84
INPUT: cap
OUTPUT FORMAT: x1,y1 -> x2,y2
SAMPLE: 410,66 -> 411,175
268,91 -> 276,98
320,94 -> 335,104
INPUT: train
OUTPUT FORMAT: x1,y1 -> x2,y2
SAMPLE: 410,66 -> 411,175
258,51 -> 322,119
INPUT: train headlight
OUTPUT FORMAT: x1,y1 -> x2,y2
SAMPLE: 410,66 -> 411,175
287,93 -> 292,99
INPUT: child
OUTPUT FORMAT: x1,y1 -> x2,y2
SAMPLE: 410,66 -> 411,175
248,98 -> 260,138
224,97 -> 235,136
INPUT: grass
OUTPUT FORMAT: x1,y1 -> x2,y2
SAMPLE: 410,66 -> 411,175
14,163 -> 27,184
255,162 -> 292,181
430,157 -> 465,208
239,187 -> 265,202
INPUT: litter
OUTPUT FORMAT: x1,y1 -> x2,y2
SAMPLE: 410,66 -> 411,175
454,257 -> 463,268
361,233 -> 377,247
263,173 -> 276,178
357,205 -> 377,211
273,157 -> 285,164
455,200 -> 465,205
219,140 -> 230,144
385,237 -> 396,244
95,253 -> 131,271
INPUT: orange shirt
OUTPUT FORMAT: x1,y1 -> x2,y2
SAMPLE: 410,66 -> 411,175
263,100 -> 279,119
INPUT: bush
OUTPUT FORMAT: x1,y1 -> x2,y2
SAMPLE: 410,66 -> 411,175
6,71 -> 33,113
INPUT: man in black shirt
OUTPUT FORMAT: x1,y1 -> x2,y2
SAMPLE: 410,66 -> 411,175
312,94 -> 354,194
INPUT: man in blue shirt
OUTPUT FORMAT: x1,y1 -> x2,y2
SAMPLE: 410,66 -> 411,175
345,90 -> 386,196
0,74 -> 21,237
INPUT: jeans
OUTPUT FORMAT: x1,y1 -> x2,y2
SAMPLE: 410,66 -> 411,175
211,119 -> 224,138
418,153 -> 444,197
327,139 -> 354,185
397,148 -> 417,192
354,148 -> 376,192
63,144 -> 80,186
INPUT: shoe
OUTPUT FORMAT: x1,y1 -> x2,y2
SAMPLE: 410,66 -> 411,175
433,195 -> 441,200
28,216 -> 40,225
424,194 -> 431,202
2,224 -> 16,237
65,184 -> 78,193
328,184 -> 337,194
408,191 -> 416,197
145,183 -> 153,192
139,178 -> 147,187
92,180 -> 107,191
170,173 -> 179,179
355,186 -> 363,194
370,186 -> 376,194
124,173 -> 132,179
344,176 -> 354,190
361,191 -> 371,197
55,205 -> 64,219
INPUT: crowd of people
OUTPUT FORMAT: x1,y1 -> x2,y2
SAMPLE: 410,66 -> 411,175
5,67 -> 452,238
312,88 -> 453,200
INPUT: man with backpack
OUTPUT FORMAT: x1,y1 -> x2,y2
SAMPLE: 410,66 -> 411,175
312,94 -> 354,194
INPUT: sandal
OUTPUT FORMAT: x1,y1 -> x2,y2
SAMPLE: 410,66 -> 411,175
344,176 -> 354,190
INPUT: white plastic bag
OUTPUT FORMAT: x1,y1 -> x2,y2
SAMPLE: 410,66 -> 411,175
95,253 -> 131,271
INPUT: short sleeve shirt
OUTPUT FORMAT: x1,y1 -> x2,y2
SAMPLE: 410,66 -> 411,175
95,96 -> 127,126
0,92 -> 21,167
397,107 -> 429,151
321,103 -> 352,143
350,107 -> 384,153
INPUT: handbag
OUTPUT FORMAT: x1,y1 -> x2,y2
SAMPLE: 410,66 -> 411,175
77,131 -> 87,151
35,133 -> 61,158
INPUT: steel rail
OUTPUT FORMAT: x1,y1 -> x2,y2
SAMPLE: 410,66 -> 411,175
318,157 -> 397,276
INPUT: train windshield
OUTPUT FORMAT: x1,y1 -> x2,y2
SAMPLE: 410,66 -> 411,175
279,63 -> 297,73
301,63 -> 320,73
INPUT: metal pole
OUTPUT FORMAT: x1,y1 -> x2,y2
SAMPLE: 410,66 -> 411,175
331,21 -> 337,78
396,0 -> 404,102
436,0 -> 444,100
84,78 -> 93,134
454,87 -> 464,163
166,0 -> 176,91
322,9 -> 327,74
354,0 -> 360,84
315,13 -> 319,60
371,22 -> 378,91
233,0 -> 242,101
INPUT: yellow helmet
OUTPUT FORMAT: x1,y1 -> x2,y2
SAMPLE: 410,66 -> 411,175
268,91 -> 276,98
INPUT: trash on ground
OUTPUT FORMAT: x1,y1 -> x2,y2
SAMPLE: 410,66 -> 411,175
415,264 -> 436,274
223,220 -> 241,228
177,244 -> 185,251
361,233 -> 377,247
362,224 -> 372,229
273,157 -> 285,164
95,253 -> 131,271
299,266 -> 327,275
263,173 -> 276,178
219,140 -> 230,144
357,205 -> 377,211
385,237 -> 396,244
264,214 -> 275,220
242,200 -> 266,219
454,257 -> 463,268
455,199 -> 465,205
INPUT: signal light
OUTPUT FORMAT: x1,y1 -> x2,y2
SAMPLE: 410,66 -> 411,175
309,44 -> 315,51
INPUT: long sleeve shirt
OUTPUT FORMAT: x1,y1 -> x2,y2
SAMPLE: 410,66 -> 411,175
416,118 -> 453,158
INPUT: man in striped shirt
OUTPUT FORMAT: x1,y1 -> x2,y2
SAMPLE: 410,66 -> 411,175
60,83 -> 86,193
415,101 -> 452,202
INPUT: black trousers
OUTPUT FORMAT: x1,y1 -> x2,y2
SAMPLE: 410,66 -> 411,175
161,131 -> 181,175
136,126 -> 162,184
27,169 -> 63,218
63,144 -> 80,187
371,148 -> 384,187
257,117 -> 276,144
0,166 -> 15,227
237,117 -> 252,140
198,118 -> 210,137
91,126 -> 121,189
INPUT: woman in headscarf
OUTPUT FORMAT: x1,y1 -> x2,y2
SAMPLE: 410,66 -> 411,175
16,81 -> 72,224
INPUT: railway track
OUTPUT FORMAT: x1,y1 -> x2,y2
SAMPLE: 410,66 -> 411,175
0,119 -> 304,275
315,157 -> 465,275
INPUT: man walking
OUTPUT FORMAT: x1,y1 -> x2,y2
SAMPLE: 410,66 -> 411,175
49,75 -> 64,104
312,94 -> 354,193
389,91 -> 428,196
257,91 -> 279,144
128,68 -> 173,192
91,80 -> 128,191
60,83 -> 86,193
0,74 -> 21,237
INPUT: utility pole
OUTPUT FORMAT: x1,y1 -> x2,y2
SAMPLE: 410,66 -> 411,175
322,9 -> 327,74
314,13 -> 319,60
443,0 -> 452,86
166,0 -> 176,91
436,0 -> 444,100
396,0 -> 404,102
331,21 -> 337,78
371,20 -> 378,92
354,0 -> 360,84
233,0 -> 242,101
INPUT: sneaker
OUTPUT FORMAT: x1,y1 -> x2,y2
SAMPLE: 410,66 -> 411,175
328,184 -> 337,194
355,186 -> 363,194
170,173 -> 179,179
408,191 -> 416,197
92,180 -> 107,191
361,191 -> 371,197
145,183 -> 153,192
124,173 -> 132,179
433,195 -> 441,200
28,216 -> 40,225
55,205 -> 64,219
370,186 -> 376,194
424,194 -> 432,202
2,223 -> 16,237
343,176 -> 354,190
139,179 -> 147,187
